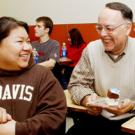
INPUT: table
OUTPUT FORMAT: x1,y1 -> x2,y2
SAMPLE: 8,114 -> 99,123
64,90 -> 135,134
64,90 -> 87,112
59,57 -> 72,65
121,116 -> 135,134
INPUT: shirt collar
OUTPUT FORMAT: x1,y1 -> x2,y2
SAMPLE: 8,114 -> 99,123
104,38 -> 128,63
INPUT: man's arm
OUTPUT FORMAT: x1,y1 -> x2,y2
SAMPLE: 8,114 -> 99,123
38,58 -> 56,69
68,47 -> 95,105
38,41 -> 60,69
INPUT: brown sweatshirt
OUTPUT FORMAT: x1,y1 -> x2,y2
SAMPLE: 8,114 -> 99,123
0,59 -> 67,135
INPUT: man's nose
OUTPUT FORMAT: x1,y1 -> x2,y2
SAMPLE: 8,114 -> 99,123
100,28 -> 108,36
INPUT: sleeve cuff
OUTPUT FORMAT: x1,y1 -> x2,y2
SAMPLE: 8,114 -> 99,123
16,122 -> 28,135
69,87 -> 94,105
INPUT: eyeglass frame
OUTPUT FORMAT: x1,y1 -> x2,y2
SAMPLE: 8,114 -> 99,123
96,22 -> 128,34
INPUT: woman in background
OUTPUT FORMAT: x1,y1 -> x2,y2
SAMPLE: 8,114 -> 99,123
64,28 -> 87,87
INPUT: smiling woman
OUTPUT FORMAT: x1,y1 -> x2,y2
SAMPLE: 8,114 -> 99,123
0,17 -> 32,71
0,16 -> 66,135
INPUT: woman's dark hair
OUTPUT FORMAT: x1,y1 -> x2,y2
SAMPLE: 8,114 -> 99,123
36,16 -> 53,35
69,28 -> 85,48
106,2 -> 133,22
0,16 -> 29,43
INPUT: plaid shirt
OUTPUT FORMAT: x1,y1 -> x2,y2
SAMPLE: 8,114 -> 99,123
68,48 -> 95,105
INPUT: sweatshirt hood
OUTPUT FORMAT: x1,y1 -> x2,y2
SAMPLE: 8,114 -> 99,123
0,55 -> 35,76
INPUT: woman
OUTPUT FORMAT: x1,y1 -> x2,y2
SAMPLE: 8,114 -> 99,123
0,16 -> 66,135
64,28 -> 87,86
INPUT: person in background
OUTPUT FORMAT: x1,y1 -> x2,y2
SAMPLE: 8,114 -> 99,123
32,16 -> 60,69
32,16 -> 63,87
64,28 -> 87,87
0,16 -> 66,135
67,2 -> 135,135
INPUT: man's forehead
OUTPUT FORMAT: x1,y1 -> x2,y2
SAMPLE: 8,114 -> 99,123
98,7 -> 124,24
36,21 -> 44,26
99,7 -> 122,18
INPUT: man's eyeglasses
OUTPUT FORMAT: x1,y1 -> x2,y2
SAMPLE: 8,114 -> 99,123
96,23 -> 127,34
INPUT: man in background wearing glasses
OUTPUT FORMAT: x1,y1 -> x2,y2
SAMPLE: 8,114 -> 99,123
66,2 -> 135,135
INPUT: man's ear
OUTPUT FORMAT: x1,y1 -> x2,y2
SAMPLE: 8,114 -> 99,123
45,28 -> 50,34
126,23 -> 132,35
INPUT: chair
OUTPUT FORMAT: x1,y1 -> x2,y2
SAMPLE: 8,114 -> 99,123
52,62 -> 67,89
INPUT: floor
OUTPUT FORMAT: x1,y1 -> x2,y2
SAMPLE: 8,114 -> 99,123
66,116 -> 74,132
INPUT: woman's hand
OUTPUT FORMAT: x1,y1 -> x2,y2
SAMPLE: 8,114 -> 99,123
0,107 -> 12,123
0,120 -> 16,135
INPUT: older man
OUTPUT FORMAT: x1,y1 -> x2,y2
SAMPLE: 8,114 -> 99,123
67,2 -> 135,135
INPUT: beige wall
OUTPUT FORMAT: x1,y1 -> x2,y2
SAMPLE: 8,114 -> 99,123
0,0 -> 134,25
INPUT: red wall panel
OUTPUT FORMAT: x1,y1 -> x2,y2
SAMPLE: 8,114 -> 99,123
29,23 -> 135,46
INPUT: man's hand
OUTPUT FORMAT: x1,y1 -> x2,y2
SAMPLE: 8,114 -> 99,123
81,93 -> 103,116
82,94 -> 134,116
38,59 -> 56,69
86,105 -> 102,116
0,107 -> 12,123
104,99 -> 134,115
